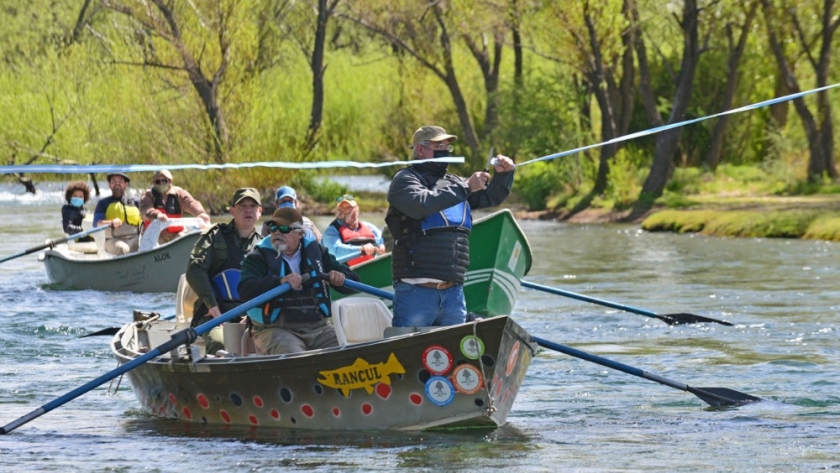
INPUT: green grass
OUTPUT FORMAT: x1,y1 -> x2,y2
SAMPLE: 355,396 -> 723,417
642,209 -> 840,241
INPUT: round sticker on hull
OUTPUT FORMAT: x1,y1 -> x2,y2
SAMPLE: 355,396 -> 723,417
460,336 -> 485,360
422,345 -> 453,375
424,376 -> 456,406
451,364 -> 484,395
505,341 -> 521,377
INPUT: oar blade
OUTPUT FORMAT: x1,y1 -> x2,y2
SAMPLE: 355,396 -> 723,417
661,313 -> 734,326
80,327 -> 121,338
690,387 -> 762,406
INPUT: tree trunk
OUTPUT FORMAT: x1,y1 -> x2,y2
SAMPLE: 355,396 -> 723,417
306,0 -> 341,149
704,2 -> 757,171
463,32 -> 504,143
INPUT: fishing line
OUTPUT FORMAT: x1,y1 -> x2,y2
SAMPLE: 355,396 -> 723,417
517,82 -> 840,167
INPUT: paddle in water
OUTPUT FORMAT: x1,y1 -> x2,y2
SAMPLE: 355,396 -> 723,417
533,337 -> 760,406
521,280 -> 733,326
80,314 -> 177,338
0,224 -> 112,264
0,281 -> 296,434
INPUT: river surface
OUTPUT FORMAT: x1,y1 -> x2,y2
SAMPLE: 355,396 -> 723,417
0,181 -> 838,472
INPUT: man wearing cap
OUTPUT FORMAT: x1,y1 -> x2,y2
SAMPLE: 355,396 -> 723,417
322,194 -> 386,266
385,125 -> 515,327
185,188 -> 264,355
259,185 -> 322,242
93,172 -> 142,255
139,169 -> 211,244
239,207 -> 358,355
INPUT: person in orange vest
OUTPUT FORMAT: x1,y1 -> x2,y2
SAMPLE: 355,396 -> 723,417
139,169 -> 211,244
322,194 -> 386,266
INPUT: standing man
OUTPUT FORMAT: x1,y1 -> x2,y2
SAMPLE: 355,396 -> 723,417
322,194 -> 386,266
140,169 -> 211,244
385,125 -> 516,327
94,172 -> 142,255
239,207 -> 358,355
185,188 -> 263,355
260,185 -> 322,242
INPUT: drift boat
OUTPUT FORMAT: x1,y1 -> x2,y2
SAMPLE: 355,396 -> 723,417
38,218 -> 203,292
339,209 -> 532,317
111,309 -> 535,430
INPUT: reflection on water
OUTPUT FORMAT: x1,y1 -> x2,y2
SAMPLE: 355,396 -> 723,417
1,183 -> 839,471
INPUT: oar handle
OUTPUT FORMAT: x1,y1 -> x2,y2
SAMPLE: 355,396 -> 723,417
318,272 -> 394,301
0,281 -> 293,435
336,251 -> 362,264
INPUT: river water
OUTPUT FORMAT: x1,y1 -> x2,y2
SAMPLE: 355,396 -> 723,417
0,181 -> 838,472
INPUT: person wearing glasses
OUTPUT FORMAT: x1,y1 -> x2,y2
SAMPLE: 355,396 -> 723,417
385,125 -> 515,327
186,188 -> 264,355
259,185 -> 322,242
139,169 -> 211,244
239,207 -> 358,355
322,194 -> 386,266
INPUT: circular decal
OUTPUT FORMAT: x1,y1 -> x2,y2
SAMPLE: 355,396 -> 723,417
451,364 -> 484,395
422,345 -> 453,375
460,335 -> 485,360
424,376 -> 456,406
505,341 -> 521,377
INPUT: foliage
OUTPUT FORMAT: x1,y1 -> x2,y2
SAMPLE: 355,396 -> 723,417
643,209 -> 835,240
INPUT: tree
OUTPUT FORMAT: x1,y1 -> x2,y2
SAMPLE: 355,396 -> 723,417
761,0 -> 838,180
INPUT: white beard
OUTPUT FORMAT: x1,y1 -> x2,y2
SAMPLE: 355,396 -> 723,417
272,240 -> 288,254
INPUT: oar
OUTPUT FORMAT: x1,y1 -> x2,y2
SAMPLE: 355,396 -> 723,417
533,336 -> 761,406
0,281 -> 295,435
337,251 -> 362,264
521,280 -> 733,326
0,224 -> 112,264
80,314 -> 177,338
329,279 -> 759,407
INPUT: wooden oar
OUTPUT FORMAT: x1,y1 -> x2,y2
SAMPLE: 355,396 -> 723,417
0,224 -> 112,264
0,281 -> 295,435
533,336 -> 761,407
521,280 -> 733,326
80,314 -> 176,338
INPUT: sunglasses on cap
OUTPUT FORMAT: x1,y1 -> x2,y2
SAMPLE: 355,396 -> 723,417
154,179 -> 170,185
267,223 -> 296,234
335,194 -> 355,204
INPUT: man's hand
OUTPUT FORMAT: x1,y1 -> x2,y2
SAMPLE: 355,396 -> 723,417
493,155 -> 515,172
281,273 -> 303,290
327,270 -> 346,287
468,172 -> 490,192
208,306 -> 222,318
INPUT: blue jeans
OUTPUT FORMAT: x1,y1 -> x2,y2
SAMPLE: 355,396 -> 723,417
392,281 -> 467,327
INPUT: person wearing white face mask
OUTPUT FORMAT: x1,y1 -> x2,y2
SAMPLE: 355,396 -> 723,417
61,181 -> 94,242
139,169 -> 211,244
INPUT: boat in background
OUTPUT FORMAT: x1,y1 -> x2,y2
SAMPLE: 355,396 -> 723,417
336,209 -> 532,317
39,218 -> 204,292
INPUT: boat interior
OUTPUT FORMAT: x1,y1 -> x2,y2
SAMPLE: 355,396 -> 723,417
57,217 -> 204,259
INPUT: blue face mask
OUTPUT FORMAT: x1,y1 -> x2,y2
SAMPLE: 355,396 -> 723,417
70,197 -> 84,208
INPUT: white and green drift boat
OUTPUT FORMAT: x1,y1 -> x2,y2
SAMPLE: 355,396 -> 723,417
337,209 -> 532,317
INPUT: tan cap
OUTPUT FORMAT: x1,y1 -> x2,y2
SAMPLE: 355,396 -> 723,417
231,187 -> 261,206
411,125 -> 458,148
153,169 -> 173,180
268,207 -> 303,226
335,194 -> 358,209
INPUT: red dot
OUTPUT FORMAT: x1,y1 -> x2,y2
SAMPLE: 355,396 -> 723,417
332,407 -> 340,417
301,404 -> 314,417
375,383 -> 392,400
249,415 -> 259,425
253,396 -> 264,408
361,403 -> 373,415
182,407 -> 192,420
220,410 -> 231,423
168,393 -> 177,405
270,409 -> 280,420
197,394 -> 210,409
409,393 -> 423,405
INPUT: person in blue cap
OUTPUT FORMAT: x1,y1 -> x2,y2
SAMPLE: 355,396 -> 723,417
260,186 -> 322,242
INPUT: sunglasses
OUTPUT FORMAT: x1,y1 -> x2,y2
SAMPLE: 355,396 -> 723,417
267,223 -> 295,234
335,194 -> 355,203
154,179 -> 170,185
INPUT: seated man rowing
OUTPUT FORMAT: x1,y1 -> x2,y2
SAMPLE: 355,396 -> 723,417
238,207 -> 358,355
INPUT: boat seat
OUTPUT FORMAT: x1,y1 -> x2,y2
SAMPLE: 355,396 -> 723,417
240,329 -> 257,356
175,274 -> 198,325
331,297 -> 393,346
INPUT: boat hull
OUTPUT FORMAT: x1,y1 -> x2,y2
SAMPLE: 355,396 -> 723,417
40,232 -> 200,292
111,316 -> 535,430
339,209 -> 532,317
